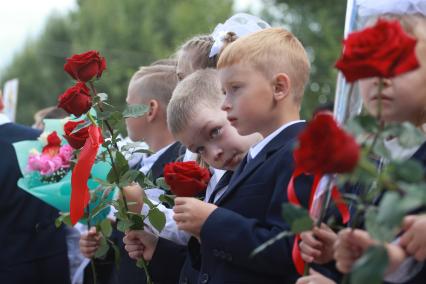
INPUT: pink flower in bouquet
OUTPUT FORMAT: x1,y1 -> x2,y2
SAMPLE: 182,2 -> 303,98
28,153 -> 63,176
59,144 -> 74,167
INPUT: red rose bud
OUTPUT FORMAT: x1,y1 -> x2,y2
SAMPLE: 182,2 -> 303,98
164,161 -> 211,197
58,82 -> 92,117
63,120 -> 90,149
64,50 -> 107,82
335,19 -> 419,82
294,112 -> 360,174
42,131 -> 62,156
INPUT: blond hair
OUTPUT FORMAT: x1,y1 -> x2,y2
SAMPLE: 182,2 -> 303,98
167,69 -> 223,135
180,35 -> 217,69
128,65 -> 178,106
217,27 -> 311,103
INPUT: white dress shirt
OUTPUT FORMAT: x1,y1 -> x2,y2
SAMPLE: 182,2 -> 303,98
249,120 -> 304,159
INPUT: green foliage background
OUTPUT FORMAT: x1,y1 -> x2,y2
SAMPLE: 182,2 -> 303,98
0,0 -> 346,125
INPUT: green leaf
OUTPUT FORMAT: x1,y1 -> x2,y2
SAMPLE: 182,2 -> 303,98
97,110 -> 112,120
115,151 -> 130,176
129,212 -> 145,230
148,208 -> 166,233
155,177 -> 170,191
159,194 -> 175,207
143,196 -> 156,209
94,236 -> 110,259
70,119 -> 92,135
99,219 -> 113,237
133,148 -> 154,155
372,139 -> 391,160
55,213 -> 71,228
119,170 -> 142,187
281,204 -> 313,233
123,104 -> 149,118
365,207 -> 395,242
107,111 -> 124,130
117,219 -> 134,232
386,160 -> 424,183
350,245 -> 389,284
376,192 -> 405,231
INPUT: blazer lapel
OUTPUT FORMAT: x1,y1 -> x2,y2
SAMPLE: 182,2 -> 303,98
411,141 -> 426,167
215,122 -> 306,205
150,142 -> 185,180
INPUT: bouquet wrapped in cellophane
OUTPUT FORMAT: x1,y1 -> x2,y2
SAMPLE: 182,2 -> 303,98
13,118 -> 113,223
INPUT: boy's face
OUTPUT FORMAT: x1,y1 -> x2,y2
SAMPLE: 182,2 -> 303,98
359,65 -> 426,124
175,106 -> 261,171
125,87 -> 148,142
219,63 -> 275,137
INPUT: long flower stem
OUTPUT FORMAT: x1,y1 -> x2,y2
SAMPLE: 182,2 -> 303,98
86,207 -> 98,284
88,80 -> 151,282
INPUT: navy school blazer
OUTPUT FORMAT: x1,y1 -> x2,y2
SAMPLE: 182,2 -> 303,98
101,141 -> 186,284
0,123 -> 68,267
148,122 -> 326,284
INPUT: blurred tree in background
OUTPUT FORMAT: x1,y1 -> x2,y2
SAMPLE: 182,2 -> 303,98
263,0 -> 346,118
1,0 -> 347,125
0,0 -> 232,125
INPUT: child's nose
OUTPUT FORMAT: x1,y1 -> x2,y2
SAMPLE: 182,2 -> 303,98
221,97 -> 232,111
213,148 -> 223,161
374,77 -> 391,88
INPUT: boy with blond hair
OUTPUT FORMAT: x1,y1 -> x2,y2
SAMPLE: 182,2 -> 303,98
124,29 -> 338,282
80,64 -> 186,284
124,69 -> 262,283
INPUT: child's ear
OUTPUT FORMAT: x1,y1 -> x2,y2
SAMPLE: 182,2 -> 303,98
146,99 -> 159,122
272,73 -> 291,101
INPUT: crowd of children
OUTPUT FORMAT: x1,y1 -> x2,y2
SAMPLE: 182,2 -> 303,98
2,1 -> 426,283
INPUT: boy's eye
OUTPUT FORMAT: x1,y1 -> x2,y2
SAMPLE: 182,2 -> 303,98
231,85 -> 241,92
210,127 -> 221,139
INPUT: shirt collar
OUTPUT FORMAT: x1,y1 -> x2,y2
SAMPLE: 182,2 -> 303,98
139,143 -> 174,175
249,120 -> 305,159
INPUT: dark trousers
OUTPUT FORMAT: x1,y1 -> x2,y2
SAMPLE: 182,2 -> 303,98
0,252 -> 70,284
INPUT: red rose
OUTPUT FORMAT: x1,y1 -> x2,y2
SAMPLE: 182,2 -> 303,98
63,120 -> 90,149
58,82 -> 92,117
42,131 -> 61,156
294,112 -> 360,174
64,50 -> 107,82
335,19 -> 419,82
164,161 -> 211,197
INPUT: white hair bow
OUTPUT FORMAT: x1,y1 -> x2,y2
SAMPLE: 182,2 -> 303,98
209,13 -> 271,58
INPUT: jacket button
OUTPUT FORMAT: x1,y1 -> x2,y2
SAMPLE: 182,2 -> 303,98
200,273 -> 209,284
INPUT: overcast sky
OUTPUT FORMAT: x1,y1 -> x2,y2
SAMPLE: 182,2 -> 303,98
0,0 -> 76,76
0,0 -> 261,78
